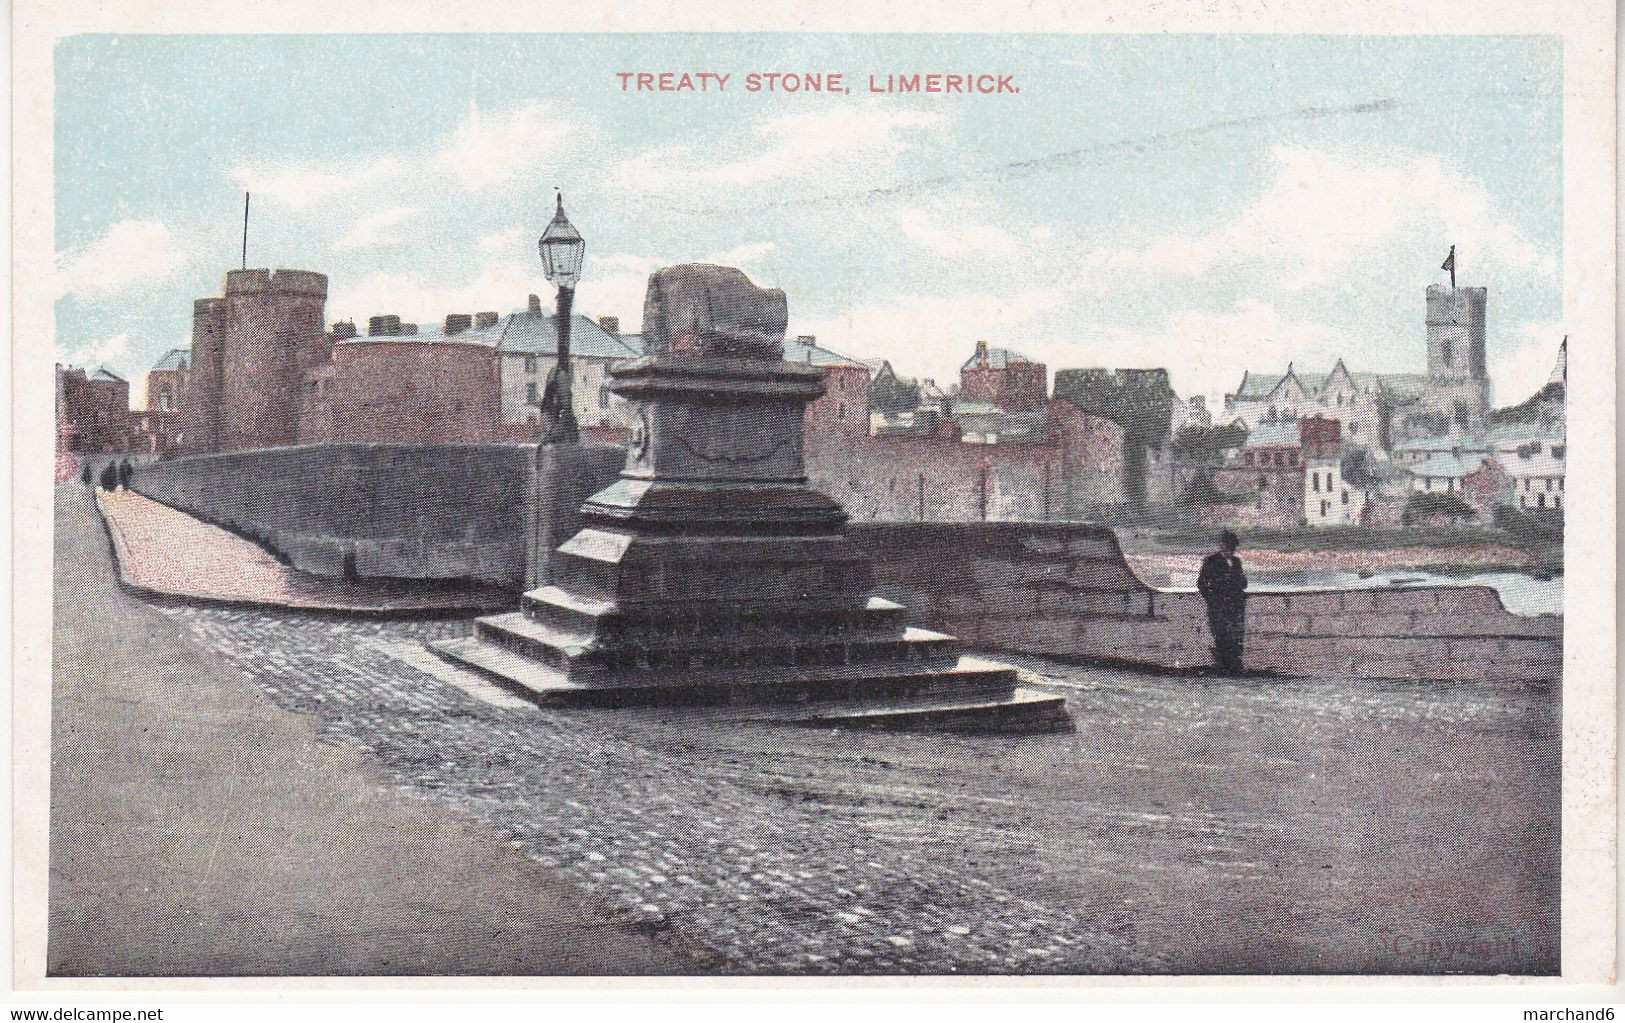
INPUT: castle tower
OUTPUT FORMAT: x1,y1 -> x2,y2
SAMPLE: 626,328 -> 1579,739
179,297 -> 226,452
218,268 -> 329,451
1421,284 -> 1491,430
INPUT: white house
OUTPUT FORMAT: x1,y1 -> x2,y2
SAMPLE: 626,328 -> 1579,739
1304,455 -> 1366,526
448,301 -> 643,434
1503,442 -> 1566,512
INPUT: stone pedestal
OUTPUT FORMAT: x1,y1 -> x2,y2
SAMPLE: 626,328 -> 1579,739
527,442 -> 625,590
433,265 -> 1070,733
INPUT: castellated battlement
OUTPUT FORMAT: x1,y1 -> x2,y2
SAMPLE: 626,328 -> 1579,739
224,267 -> 329,298
1425,284 -> 1487,324
193,298 -> 224,314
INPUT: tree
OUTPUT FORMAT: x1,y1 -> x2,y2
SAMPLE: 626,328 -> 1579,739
1341,447 -> 1376,487
1172,422 -> 1249,462
1401,491 -> 1474,525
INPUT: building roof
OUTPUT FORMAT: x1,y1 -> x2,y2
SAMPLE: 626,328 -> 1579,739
451,311 -> 644,359
961,346 -> 1036,371
89,367 -> 125,383
1394,433 -> 1489,455
1484,421 -> 1565,447
1242,422 -> 1300,448
952,399 -> 1006,417
151,348 -> 190,372
1408,453 -> 1488,479
1234,365 -> 1428,401
783,336 -> 866,369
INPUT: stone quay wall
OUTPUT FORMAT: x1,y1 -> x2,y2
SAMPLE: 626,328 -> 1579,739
849,522 -> 1561,683
127,449 -> 1560,680
130,443 -> 622,588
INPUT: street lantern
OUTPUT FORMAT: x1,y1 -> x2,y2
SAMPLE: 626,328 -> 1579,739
537,191 -> 584,444
539,192 -> 585,288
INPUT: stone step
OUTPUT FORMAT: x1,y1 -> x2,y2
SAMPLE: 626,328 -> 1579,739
780,686 -> 1075,734
522,585 -> 911,638
427,636 -> 1018,710
474,610 -> 964,681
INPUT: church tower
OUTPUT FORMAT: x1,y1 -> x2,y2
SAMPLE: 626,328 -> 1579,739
1420,283 -> 1491,431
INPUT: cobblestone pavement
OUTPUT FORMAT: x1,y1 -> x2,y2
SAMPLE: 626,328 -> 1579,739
96,487 -> 508,613
159,598 -> 1560,975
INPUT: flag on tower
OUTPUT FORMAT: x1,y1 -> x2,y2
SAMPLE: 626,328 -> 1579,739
1441,245 -> 1456,288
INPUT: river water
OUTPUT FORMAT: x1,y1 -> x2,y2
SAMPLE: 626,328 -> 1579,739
1248,568 -> 1562,616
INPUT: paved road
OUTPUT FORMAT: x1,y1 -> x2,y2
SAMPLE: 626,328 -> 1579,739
49,481 -> 1561,976
97,487 -> 508,613
49,483 -> 700,976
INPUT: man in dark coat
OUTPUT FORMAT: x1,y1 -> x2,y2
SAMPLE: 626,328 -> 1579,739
1196,529 -> 1248,674
80,460 -> 92,485
117,460 -> 133,490
98,463 -> 117,491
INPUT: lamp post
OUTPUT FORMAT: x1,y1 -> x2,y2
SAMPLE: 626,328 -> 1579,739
538,191 -> 585,445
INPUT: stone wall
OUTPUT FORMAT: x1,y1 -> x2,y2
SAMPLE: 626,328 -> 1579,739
850,521 -> 1561,683
806,403 -> 1125,522
129,443 -> 620,588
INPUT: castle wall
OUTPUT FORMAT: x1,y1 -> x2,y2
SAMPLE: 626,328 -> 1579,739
310,339 -> 501,445
805,403 -> 1124,522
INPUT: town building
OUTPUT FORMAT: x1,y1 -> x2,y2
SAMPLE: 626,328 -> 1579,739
136,348 -> 190,413
803,338 -> 1128,520
959,341 -> 1046,413
490,298 -> 642,438
1502,441 -> 1566,513
1223,359 -> 1423,453
785,335 -> 871,437
1214,421 -> 1304,519
297,333 -> 500,445
55,365 -> 133,453
1300,417 -> 1366,527
1223,282 -> 1497,451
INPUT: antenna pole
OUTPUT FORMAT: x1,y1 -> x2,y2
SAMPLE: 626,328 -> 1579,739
242,192 -> 250,269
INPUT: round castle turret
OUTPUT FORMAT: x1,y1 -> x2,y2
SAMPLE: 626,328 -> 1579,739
217,268 -> 330,451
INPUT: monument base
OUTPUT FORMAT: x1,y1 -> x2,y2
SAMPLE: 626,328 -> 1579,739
430,264 -> 1073,735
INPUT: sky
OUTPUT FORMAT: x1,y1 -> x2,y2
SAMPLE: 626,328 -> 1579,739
54,33 -> 1564,408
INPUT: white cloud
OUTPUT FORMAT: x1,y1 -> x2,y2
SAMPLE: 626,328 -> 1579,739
478,225 -> 526,255
57,221 -> 186,301
1091,146 -> 1554,291
895,202 -> 1024,261
1491,320 -> 1567,406
436,102 -> 578,191
232,157 -> 400,212
332,206 -> 419,251
610,106 -> 943,192
63,331 -> 130,368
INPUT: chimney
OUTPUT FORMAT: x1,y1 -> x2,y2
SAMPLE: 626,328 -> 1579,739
797,334 -> 816,344
974,339 -> 989,368
528,294 -> 543,317
399,322 -> 418,336
598,315 -> 620,335
444,313 -> 472,335
475,311 -> 499,329
331,321 -> 358,340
